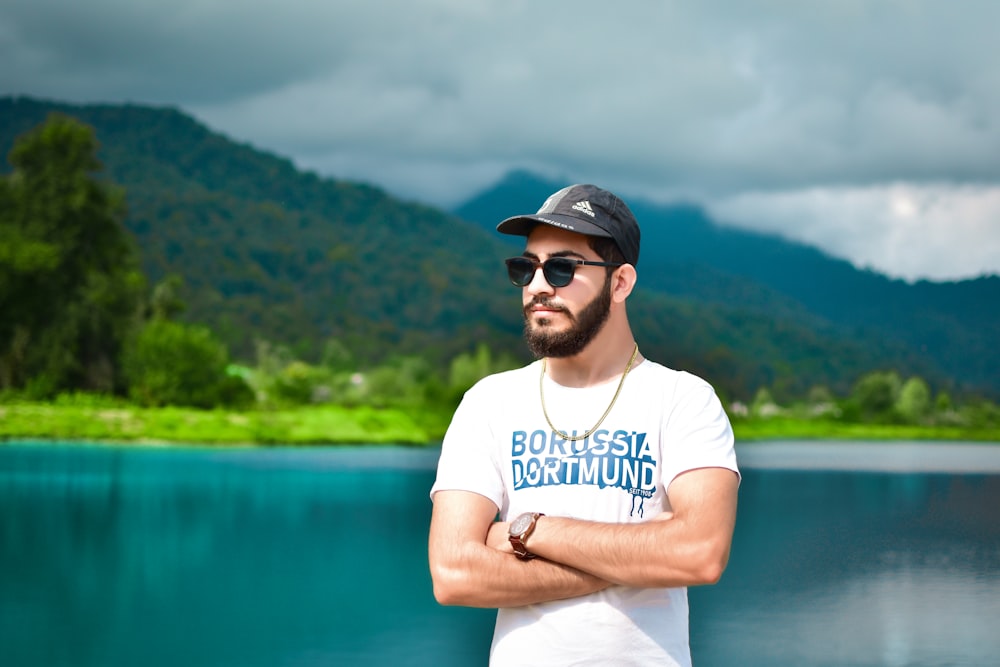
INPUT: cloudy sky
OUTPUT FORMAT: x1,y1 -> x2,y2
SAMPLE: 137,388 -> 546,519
3,0 -> 999,282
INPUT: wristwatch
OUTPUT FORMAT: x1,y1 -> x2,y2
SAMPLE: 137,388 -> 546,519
508,512 -> 544,560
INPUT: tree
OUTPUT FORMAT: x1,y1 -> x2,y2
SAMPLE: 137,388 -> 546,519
934,391 -> 953,413
149,274 -> 187,321
122,319 -> 252,408
447,343 -> 519,403
850,370 -> 902,422
750,387 -> 780,417
0,114 -> 144,395
896,376 -> 931,423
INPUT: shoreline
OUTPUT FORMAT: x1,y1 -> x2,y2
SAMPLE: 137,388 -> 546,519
1,402 -> 998,448
0,402 -> 449,446
4,438 -> 1000,475
736,439 -> 1000,473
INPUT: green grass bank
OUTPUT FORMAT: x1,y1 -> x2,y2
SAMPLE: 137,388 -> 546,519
1,401 -> 998,446
0,401 -> 452,446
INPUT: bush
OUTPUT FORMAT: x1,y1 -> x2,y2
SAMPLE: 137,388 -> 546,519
272,360 -> 334,405
123,319 -> 253,408
896,377 -> 931,423
446,344 -> 520,405
849,370 -> 902,422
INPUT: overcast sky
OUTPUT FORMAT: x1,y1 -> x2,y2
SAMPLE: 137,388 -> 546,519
3,0 -> 999,282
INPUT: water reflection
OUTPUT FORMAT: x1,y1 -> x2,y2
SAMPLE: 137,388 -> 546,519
2,442 -> 999,667
691,470 -> 1000,667
0,443 -> 490,667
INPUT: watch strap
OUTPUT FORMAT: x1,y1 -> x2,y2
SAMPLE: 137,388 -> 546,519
510,512 -> 544,560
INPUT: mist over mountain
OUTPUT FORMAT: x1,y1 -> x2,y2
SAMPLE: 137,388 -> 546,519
456,170 -> 1000,396
3,96 -> 996,400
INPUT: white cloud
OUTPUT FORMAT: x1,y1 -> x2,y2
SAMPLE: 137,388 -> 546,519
706,183 -> 1000,282
3,0 -> 1000,279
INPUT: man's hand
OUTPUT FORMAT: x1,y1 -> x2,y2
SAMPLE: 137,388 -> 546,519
522,467 -> 738,588
486,520 -> 514,553
428,490 -> 612,607
488,511 -> 671,554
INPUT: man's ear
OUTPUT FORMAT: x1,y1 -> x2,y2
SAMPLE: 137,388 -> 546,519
611,264 -> 637,303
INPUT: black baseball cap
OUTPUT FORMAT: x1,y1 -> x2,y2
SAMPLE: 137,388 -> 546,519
496,184 -> 641,266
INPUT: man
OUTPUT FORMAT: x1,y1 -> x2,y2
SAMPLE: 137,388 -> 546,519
428,184 -> 740,666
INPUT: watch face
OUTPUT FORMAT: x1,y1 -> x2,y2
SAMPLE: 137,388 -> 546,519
510,513 -> 534,535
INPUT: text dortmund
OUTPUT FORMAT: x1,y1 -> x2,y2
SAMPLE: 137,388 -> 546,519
511,429 -> 656,495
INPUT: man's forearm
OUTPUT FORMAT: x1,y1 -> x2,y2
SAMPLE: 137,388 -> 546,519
428,490 -> 612,608
525,515 -> 726,588
524,469 -> 740,588
431,540 -> 611,608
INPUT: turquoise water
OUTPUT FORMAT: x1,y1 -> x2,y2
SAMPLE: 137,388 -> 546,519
1,441 -> 999,666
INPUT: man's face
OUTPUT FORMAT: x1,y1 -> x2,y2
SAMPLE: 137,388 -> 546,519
520,226 -> 614,359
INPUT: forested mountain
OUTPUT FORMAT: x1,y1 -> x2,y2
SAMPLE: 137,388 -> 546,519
2,96 -> 996,401
458,171 -> 1000,397
1,96 -> 523,368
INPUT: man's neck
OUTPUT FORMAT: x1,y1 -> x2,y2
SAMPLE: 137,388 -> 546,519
543,326 -> 641,388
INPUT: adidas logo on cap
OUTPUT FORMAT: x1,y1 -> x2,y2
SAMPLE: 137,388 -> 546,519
571,200 -> 595,217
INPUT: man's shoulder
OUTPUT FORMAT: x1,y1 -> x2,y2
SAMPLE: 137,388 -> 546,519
635,359 -> 715,391
465,360 -> 539,395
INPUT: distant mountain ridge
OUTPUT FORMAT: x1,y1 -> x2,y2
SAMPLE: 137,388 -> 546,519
0,96 -> 524,366
456,170 -> 1000,395
2,96 -> 996,399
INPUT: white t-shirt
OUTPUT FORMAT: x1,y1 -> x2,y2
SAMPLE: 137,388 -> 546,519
431,359 -> 739,667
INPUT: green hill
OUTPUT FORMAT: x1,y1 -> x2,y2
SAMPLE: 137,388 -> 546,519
0,96 -> 523,367
2,96 -> 994,401
458,170 -> 1000,397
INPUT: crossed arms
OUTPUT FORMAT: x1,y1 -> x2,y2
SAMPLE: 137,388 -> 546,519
428,466 -> 739,608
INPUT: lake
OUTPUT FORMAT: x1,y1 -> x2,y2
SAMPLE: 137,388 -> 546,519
1,440 -> 999,666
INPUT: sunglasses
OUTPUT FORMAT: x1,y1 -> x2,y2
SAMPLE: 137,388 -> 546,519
505,256 -> 624,288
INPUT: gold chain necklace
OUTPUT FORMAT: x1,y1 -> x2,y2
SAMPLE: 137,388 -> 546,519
539,344 -> 639,442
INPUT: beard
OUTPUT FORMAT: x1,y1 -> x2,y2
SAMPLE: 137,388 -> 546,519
523,274 -> 613,358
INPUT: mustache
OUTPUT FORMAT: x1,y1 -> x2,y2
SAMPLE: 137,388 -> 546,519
523,297 -> 574,323
524,296 -> 565,314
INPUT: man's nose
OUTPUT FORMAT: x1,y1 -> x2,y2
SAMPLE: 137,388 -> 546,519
525,264 -> 554,296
